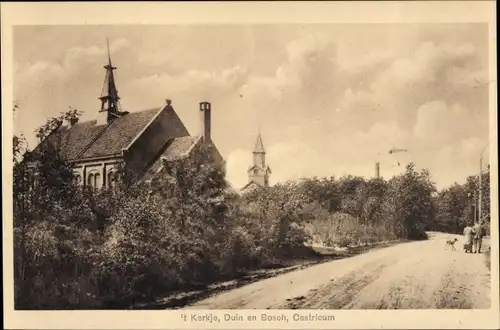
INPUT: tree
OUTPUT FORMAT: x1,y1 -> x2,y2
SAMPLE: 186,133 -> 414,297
337,176 -> 366,219
381,164 -> 435,240
13,107 -> 99,309
480,166 -> 491,225
16,108 -> 83,219
434,184 -> 467,233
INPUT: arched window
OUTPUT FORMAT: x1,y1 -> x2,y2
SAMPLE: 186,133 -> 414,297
30,170 -> 38,190
108,171 -> 118,188
88,173 -> 94,187
74,174 -> 82,186
254,168 -> 259,175
87,171 -> 101,190
94,173 -> 101,189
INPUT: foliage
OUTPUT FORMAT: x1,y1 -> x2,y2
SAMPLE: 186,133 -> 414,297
14,105 -> 488,309
291,166 -> 434,245
432,167 -> 491,235
382,164 -> 435,240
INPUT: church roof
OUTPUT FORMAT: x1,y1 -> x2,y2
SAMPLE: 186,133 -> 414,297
140,135 -> 201,181
80,107 -> 160,159
241,180 -> 265,192
139,135 -> 230,183
32,106 -> 169,161
46,120 -> 108,160
253,132 -> 265,153
161,135 -> 201,161
247,164 -> 272,173
153,135 -> 200,166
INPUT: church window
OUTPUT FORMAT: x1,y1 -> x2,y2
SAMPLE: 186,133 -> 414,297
30,170 -> 39,190
254,168 -> 259,174
74,174 -> 82,186
88,173 -> 94,187
87,171 -> 101,190
94,173 -> 101,189
108,171 -> 118,188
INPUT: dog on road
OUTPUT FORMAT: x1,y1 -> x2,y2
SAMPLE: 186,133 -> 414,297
445,238 -> 458,251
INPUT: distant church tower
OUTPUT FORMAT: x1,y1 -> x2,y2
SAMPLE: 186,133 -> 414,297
241,128 -> 272,192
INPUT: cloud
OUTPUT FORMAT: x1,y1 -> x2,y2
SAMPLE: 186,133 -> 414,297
413,100 -> 449,140
16,38 -> 132,85
13,26 -> 489,190
126,65 -> 248,99
431,136 -> 488,188
234,35 -> 488,188
13,38 -> 133,143
413,101 -> 475,144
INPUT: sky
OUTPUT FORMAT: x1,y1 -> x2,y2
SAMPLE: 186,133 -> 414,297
13,24 -> 491,190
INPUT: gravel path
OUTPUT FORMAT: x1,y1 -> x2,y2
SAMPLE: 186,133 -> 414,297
186,232 -> 490,309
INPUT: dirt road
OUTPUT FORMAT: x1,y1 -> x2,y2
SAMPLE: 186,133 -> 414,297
186,232 -> 490,309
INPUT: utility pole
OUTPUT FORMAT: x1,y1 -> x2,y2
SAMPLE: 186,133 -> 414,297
473,189 -> 477,223
478,144 -> 488,225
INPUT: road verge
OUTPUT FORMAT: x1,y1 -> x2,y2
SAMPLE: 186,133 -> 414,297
132,239 -> 408,309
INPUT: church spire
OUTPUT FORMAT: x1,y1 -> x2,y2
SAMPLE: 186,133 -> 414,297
97,38 -> 121,125
253,125 -> 265,154
245,127 -> 271,189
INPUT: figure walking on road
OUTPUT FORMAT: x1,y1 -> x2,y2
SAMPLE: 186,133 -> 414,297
472,221 -> 484,253
463,222 -> 475,253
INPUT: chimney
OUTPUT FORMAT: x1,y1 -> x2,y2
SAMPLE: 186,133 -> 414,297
375,162 -> 380,179
199,102 -> 211,143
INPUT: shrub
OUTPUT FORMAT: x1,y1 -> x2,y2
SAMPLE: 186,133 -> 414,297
14,110 -> 445,309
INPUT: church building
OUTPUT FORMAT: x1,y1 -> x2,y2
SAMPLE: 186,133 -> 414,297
240,130 -> 272,193
28,42 -> 224,189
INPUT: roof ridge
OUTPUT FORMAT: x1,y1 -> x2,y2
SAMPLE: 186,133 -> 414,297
185,135 -> 202,156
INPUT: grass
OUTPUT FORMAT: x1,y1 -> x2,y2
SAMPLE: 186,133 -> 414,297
433,274 -> 473,309
484,249 -> 491,271
435,291 -> 473,309
482,236 -> 491,271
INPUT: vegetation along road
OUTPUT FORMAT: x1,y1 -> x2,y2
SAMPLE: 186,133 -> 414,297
186,232 -> 491,309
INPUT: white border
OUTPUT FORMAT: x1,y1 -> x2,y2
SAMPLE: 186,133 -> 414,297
2,1 -> 498,329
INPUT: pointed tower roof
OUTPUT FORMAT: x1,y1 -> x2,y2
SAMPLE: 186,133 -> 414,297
99,38 -> 121,114
253,127 -> 265,153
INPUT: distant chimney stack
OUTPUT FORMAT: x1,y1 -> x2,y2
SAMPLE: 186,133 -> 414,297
199,102 -> 211,143
375,162 -> 380,179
